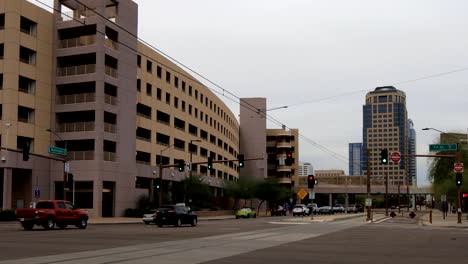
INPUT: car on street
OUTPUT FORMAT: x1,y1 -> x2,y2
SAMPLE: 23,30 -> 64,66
142,209 -> 158,224
154,205 -> 197,227
236,208 -> 257,218
15,200 -> 88,230
333,204 -> 345,213
307,203 -> 318,215
346,205 -> 357,213
292,204 -> 310,216
318,206 -> 333,214
271,205 -> 287,216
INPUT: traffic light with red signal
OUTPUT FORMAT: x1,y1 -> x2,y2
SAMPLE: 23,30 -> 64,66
286,150 -> 293,166
308,175 -> 316,189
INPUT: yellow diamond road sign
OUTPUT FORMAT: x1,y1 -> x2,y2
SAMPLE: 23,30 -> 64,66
297,188 -> 308,200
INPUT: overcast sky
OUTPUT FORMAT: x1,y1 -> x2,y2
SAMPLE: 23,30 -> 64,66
35,0 -> 468,186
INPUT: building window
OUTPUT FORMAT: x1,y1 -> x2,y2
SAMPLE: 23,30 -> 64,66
156,66 -> 162,78
146,83 -> 152,96
156,88 -> 161,100
136,79 -> 141,92
165,93 -> 170,104
174,77 -> 179,88
20,16 -> 37,37
19,46 -> 36,65
18,75 -> 35,94
137,55 -> 141,67
146,60 -> 152,73
166,71 -> 171,83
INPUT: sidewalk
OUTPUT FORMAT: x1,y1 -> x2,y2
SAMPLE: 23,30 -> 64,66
420,209 -> 468,228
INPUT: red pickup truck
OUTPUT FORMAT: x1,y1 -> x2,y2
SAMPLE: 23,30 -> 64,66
15,200 -> 88,230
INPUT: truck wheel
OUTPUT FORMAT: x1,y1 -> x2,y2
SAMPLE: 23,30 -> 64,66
44,217 -> 55,230
22,222 -> 34,231
77,217 -> 88,229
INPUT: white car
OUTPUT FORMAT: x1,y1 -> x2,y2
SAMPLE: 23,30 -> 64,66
292,204 -> 310,216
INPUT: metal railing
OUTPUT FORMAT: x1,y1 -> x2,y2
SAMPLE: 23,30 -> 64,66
57,64 -> 96,76
68,151 -> 94,160
104,94 -> 117,105
104,38 -> 118,50
104,123 -> 116,133
105,66 -> 118,78
104,151 -> 116,162
56,122 -> 95,132
59,35 -> 96,49
56,93 -> 95,104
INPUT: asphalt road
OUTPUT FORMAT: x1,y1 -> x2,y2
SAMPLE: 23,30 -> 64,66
1,215 -> 466,264
0,217 -> 298,261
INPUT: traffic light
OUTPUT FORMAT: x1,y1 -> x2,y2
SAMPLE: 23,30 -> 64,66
456,173 -> 463,186
155,178 -> 160,189
308,175 -> 315,189
286,151 -> 293,166
67,173 -> 74,190
380,149 -> 388,165
238,154 -> 244,168
177,160 -> 185,172
22,142 -> 30,161
208,157 -> 213,170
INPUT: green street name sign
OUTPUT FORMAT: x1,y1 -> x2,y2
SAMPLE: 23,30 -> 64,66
48,146 -> 67,156
429,144 -> 457,152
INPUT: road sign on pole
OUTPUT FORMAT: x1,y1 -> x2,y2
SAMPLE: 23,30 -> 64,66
429,144 -> 457,152
454,163 -> 464,173
391,152 -> 401,164
34,187 -> 40,199
48,146 -> 67,156
297,188 -> 308,200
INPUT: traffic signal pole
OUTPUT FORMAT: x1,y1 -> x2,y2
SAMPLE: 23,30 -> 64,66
456,144 -> 462,224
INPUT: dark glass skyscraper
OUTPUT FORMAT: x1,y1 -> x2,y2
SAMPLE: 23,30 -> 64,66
363,86 -> 408,185
349,143 -> 363,175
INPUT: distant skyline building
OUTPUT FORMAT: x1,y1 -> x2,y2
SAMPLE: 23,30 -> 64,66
408,119 -> 417,186
348,143 -> 363,176
363,86 -> 408,185
298,162 -> 314,177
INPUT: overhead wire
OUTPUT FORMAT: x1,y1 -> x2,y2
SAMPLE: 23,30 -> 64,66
33,0 -> 466,169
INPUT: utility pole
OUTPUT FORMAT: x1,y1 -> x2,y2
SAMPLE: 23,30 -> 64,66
366,148 -> 372,222
457,143 -> 462,224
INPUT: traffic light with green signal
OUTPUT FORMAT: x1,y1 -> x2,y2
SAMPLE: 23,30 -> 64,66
380,149 -> 388,165
208,157 -> 213,170
456,173 -> 463,186
238,154 -> 244,168
177,160 -> 185,172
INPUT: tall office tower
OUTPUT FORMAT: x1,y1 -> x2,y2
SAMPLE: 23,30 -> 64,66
348,143 -> 363,175
298,162 -> 314,176
408,119 -> 417,186
362,86 -> 408,185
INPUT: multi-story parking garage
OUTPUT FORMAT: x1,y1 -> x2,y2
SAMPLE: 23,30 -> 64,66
0,0 -> 240,217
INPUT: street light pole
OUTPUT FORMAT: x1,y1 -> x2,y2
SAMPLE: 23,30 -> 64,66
187,139 -> 202,204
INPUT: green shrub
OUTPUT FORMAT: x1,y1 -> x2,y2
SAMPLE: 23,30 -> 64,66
0,210 -> 16,221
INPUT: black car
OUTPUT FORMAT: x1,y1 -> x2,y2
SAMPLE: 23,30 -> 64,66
271,206 -> 287,216
154,205 -> 197,227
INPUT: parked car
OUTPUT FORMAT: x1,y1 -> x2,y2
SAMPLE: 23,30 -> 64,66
142,209 -> 158,224
292,204 -> 309,216
333,204 -> 345,213
271,206 -> 287,216
346,205 -> 357,213
318,206 -> 333,214
236,208 -> 257,219
15,200 -> 88,230
356,204 -> 364,212
154,205 -> 197,227
307,203 -> 319,215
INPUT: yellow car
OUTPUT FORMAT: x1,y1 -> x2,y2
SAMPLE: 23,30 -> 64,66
235,208 -> 257,219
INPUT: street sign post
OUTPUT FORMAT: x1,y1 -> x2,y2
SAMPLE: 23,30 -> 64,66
64,162 -> 70,173
391,152 -> 401,164
48,146 -> 67,156
454,163 -> 464,173
429,144 -> 457,152
309,191 -> 315,199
